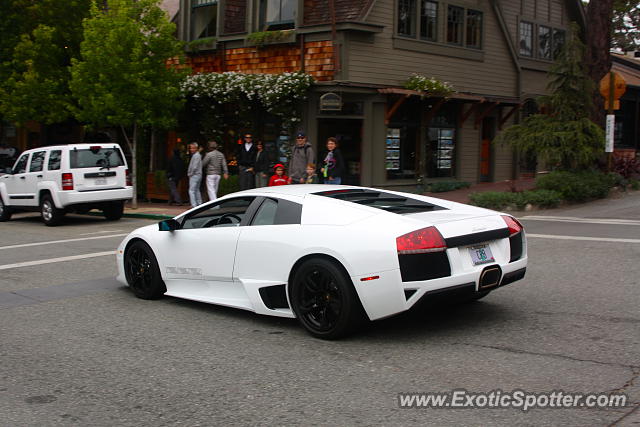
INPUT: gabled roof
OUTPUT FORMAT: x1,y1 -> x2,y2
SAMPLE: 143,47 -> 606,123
612,53 -> 640,88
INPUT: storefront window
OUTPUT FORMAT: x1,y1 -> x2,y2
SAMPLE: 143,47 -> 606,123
427,128 -> 454,178
386,127 -> 417,180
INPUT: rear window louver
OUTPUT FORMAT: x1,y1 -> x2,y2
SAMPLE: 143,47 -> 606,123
314,189 -> 447,214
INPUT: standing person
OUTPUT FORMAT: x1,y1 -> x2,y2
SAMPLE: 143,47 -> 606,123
289,132 -> 314,184
268,163 -> 290,186
254,141 -> 269,188
303,163 -> 320,184
187,142 -> 203,207
236,132 -> 257,190
319,137 -> 345,185
202,140 -> 229,202
166,148 -> 185,206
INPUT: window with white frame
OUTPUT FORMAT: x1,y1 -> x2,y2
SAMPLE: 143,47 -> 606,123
260,0 -> 297,30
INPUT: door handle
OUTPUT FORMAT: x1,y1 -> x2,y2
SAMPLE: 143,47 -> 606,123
19,176 -> 25,179
37,175 -> 43,178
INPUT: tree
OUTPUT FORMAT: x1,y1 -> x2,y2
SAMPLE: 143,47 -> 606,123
612,0 -> 640,53
69,0 -> 187,208
0,0 -> 89,124
496,25 -> 604,171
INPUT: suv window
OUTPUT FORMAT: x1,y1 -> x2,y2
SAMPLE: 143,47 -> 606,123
314,189 -> 447,214
48,150 -> 62,170
29,151 -> 46,172
70,147 -> 125,169
182,197 -> 255,229
13,153 -> 29,174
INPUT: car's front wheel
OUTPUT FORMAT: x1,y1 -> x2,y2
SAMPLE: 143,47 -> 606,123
289,258 -> 364,340
41,195 -> 64,226
124,240 -> 166,299
103,201 -> 124,221
0,196 -> 12,222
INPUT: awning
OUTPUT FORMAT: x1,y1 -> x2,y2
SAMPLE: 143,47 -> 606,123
377,88 -> 520,104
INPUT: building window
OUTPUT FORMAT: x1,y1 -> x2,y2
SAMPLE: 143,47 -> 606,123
398,0 -> 416,37
519,21 -> 533,57
260,0 -> 297,30
552,28 -> 566,58
538,25 -> 551,59
465,9 -> 482,49
446,5 -> 464,45
420,1 -> 438,41
191,0 -> 217,40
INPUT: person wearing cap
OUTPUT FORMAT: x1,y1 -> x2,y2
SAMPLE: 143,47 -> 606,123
288,132 -> 314,184
202,140 -> 229,201
268,163 -> 290,186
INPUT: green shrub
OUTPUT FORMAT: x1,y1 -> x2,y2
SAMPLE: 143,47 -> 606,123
521,189 -> 562,208
469,192 -> 518,210
536,170 -> 615,202
219,174 -> 240,197
630,179 -> 640,191
429,181 -> 471,193
470,189 -> 562,210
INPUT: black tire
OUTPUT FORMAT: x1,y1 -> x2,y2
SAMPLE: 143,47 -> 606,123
40,195 -> 64,226
103,201 -> 124,221
289,258 -> 365,340
0,195 -> 12,222
124,240 -> 166,300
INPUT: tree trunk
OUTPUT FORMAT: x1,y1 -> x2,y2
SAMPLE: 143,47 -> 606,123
149,127 -> 155,172
585,0 -> 614,127
120,124 -> 138,209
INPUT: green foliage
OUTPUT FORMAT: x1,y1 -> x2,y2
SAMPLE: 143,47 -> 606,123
630,179 -> 640,191
185,36 -> 216,51
246,30 -> 294,48
428,180 -> 471,193
404,73 -> 454,97
519,189 -> 563,208
495,24 -> 604,170
612,0 -> 639,53
469,189 -> 562,210
218,174 -> 240,197
536,170 -> 616,202
469,192 -> 517,210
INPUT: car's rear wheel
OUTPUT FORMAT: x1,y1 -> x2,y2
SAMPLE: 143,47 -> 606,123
103,201 -> 124,221
289,258 -> 364,340
41,195 -> 64,226
124,240 -> 166,300
0,196 -> 12,222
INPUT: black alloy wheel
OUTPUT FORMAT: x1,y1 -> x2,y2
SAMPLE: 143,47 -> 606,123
290,258 -> 364,339
124,241 -> 166,299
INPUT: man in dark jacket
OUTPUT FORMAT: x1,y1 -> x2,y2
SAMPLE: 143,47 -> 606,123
166,148 -> 185,205
289,132 -> 315,184
236,132 -> 257,190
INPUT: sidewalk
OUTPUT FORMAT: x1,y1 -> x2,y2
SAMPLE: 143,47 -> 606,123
122,177 -> 537,220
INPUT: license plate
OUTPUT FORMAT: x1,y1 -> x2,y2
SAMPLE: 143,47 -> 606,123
95,177 -> 107,185
469,244 -> 494,265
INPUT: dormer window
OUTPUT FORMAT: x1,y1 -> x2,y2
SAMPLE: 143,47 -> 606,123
260,0 -> 297,30
192,0 -> 217,39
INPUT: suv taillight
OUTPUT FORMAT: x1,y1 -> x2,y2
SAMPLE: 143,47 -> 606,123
61,173 -> 74,190
396,226 -> 447,254
125,169 -> 132,186
501,215 -> 523,236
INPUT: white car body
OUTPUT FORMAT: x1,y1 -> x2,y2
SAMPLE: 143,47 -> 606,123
116,185 -> 527,333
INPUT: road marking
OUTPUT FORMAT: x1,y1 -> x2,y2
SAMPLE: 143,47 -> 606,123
0,234 -> 128,251
0,251 -> 115,270
527,234 -> 640,244
520,215 -> 640,226
79,230 -> 125,236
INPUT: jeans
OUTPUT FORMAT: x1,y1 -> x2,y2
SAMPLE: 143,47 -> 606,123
205,174 -> 221,201
255,172 -> 268,188
188,174 -> 203,207
167,177 -> 182,204
325,177 -> 342,185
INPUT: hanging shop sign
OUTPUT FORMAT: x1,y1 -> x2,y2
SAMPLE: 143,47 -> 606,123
319,93 -> 343,112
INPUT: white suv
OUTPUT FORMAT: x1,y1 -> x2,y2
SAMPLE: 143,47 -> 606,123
0,144 -> 133,226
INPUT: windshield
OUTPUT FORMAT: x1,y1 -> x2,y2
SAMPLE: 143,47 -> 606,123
70,147 -> 125,169
314,189 -> 447,214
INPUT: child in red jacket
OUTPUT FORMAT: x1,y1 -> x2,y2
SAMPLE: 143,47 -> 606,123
268,163 -> 290,186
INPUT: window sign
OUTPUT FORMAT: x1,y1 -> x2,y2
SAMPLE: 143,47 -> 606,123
385,128 -> 401,171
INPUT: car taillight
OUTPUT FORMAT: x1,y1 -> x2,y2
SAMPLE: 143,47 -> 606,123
396,226 -> 447,255
125,169 -> 132,186
61,173 -> 74,190
501,215 -> 523,236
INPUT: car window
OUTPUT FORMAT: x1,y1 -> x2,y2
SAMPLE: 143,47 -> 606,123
13,153 -> 29,174
69,147 -> 125,169
314,189 -> 447,214
48,150 -> 62,170
252,198 -> 278,226
29,151 -> 46,172
182,197 -> 255,229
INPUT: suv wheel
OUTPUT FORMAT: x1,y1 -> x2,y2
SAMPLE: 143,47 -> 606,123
103,201 -> 124,221
0,196 -> 12,222
41,195 -> 64,226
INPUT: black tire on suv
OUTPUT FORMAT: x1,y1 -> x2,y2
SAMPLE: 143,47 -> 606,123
103,200 -> 124,221
40,194 -> 65,226
0,195 -> 12,222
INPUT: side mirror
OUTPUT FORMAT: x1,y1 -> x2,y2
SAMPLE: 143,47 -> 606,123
158,218 -> 180,231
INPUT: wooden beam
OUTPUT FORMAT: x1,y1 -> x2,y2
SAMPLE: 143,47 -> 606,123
424,98 -> 446,125
459,102 -> 482,127
385,94 -> 410,124
498,104 -> 522,129
474,102 -> 499,129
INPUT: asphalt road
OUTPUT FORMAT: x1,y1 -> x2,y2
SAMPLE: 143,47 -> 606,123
0,195 -> 638,426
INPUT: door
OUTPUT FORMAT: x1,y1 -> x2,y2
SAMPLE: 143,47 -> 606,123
317,119 -> 363,185
5,153 -> 31,204
480,117 -> 495,182
22,150 -> 47,207
157,196 -> 258,307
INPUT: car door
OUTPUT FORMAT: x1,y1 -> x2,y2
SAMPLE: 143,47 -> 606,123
22,150 -> 46,206
156,196 -> 258,306
5,153 -> 31,204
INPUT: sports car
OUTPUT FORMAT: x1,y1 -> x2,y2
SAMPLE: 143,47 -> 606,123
116,185 -> 527,339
